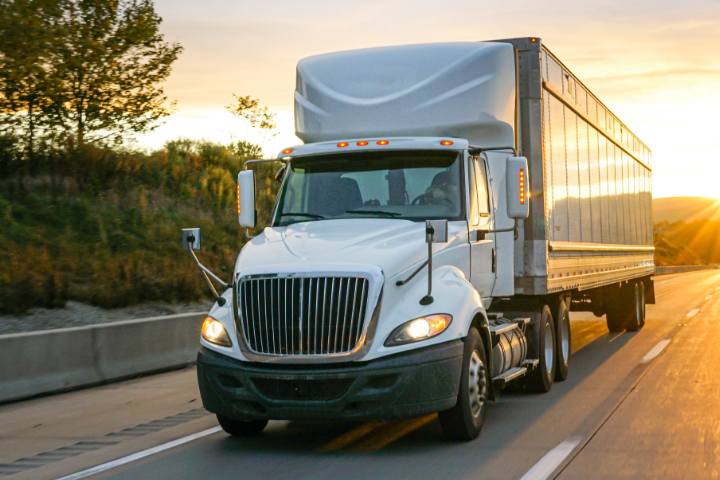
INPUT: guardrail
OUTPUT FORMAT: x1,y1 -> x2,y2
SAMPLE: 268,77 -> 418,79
655,265 -> 719,275
0,312 -> 206,404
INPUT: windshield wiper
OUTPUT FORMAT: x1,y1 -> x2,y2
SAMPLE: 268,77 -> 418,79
345,210 -> 401,218
280,212 -> 326,219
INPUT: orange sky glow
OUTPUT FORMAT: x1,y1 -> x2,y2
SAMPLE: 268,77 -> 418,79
138,0 -> 720,199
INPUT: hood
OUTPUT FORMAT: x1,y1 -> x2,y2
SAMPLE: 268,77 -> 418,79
236,219 -> 465,281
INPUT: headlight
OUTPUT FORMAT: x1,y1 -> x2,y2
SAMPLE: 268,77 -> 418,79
384,314 -> 452,346
201,317 -> 232,347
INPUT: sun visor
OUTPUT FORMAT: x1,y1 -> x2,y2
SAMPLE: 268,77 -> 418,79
295,42 -> 516,147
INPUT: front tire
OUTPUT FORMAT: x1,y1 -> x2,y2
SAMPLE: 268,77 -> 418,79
217,415 -> 268,436
439,327 -> 489,441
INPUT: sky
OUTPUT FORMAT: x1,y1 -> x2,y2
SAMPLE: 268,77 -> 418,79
141,0 -> 720,199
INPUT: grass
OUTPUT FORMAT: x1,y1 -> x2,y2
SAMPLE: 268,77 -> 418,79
0,138 -> 280,313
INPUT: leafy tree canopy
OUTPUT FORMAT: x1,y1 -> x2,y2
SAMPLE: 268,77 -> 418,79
0,0 -> 183,149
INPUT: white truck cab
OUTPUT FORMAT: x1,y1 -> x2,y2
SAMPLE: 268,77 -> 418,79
187,39 -> 654,441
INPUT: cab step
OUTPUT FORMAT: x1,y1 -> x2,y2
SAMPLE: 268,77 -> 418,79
522,358 -> 539,370
492,366 -> 527,387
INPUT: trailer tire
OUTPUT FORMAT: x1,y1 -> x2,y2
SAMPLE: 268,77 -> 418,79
605,287 -> 625,332
555,301 -> 571,382
624,282 -> 643,332
526,305 -> 555,393
217,415 -> 268,436
439,327 -> 489,441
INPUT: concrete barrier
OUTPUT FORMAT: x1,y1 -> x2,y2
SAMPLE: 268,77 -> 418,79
655,265 -> 719,275
0,312 -> 206,404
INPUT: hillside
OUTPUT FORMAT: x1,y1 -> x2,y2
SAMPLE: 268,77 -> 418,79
653,196 -> 720,224
0,139 -> 279,314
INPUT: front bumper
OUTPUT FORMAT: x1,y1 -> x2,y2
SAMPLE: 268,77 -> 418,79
197,340 -> 463,421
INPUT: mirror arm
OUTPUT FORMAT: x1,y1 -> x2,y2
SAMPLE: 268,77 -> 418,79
467,146 -> 517,156
485,218 -> 519,234
420,223 -> 435,306
185,236 -> 230,306
395,259 -> 429,286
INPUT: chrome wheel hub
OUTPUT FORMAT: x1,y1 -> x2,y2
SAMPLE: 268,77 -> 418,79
468,350 -> 487,418
544,321 -> 554,375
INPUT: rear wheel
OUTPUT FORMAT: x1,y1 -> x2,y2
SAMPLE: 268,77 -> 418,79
526,305 -> 555,393
439,327 -> 489,441
605,287 -> 625,332
554,300 -> 571,382
217,415 -> 268,436
624,282 -> 643,332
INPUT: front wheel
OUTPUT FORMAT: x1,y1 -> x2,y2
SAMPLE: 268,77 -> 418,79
439,328 -> 489,441
217,415 -> 268,436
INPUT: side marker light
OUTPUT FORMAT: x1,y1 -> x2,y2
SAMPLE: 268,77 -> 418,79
376,140 -> 389,146
440,140 -> 454,146
337,142 -> 349,148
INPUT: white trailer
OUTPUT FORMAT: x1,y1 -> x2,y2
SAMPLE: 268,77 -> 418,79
186,38 -> 654,441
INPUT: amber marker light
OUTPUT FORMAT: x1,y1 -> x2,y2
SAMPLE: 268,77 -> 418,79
337,142 -> 349,148
282,148 -> 293,155
440,140 -> 454,146
530,38 -> 537,43
376,140 -> 389,145
519,169 -> 526,205
356,141 -> 368,146
237,183 -> 241,216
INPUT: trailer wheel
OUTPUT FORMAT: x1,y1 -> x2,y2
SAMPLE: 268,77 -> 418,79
624,282 -> 643,332
605,286 -> 625,332
639,281 -> 646,328
555,301 -> 571,382
439,327 -> 489,441
217,415 -> 268,436
526,305 -> 555,393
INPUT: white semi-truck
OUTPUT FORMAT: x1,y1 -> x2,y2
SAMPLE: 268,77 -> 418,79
185,37 -> 654,441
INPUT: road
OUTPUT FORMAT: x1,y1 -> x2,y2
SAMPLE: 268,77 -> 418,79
1,270 -> 719,480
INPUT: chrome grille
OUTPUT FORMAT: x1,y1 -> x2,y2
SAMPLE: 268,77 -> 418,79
237,276 -> 370,355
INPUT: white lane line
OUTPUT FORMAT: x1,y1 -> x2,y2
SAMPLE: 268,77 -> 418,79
519,436 -> 581,480
54,426 -> 222,480
687,308 -> 700,318
641,339 -> 671,364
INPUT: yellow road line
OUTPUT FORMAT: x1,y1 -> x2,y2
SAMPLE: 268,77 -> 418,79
317,421 -> 384,452
354,414 -> 436,452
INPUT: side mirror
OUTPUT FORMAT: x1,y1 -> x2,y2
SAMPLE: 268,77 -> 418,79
506,156 -> 529,219
237,170 -> 256,228
181,228 -> 201,250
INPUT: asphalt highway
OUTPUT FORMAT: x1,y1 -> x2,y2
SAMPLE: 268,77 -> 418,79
2,269 -> 719,480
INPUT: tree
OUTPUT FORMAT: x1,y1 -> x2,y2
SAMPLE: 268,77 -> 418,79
48,0 -> 182,146
226,95 -> 278,156
0,0 -> 63,156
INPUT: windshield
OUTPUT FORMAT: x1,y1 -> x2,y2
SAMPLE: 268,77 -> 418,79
272,150 -> 463,226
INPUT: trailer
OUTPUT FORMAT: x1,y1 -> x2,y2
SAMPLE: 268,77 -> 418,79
185,38 -> 654,441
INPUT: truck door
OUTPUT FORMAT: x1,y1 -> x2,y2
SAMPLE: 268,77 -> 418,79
468,155 -> 496,297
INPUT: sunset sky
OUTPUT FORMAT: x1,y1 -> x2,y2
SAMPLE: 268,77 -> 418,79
143,0 -> 720,199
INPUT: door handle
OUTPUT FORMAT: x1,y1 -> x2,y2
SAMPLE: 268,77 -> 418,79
492,248 -> 497,273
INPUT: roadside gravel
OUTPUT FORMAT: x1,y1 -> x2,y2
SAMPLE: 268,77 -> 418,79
0,300 -> 213,335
